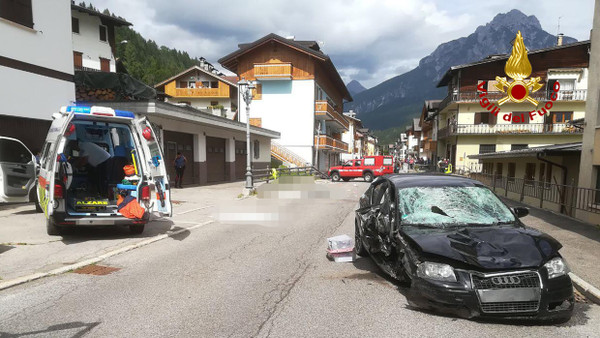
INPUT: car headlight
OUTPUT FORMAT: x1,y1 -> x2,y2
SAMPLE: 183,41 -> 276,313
544,257 -> 569,279
417,262 -> 457,282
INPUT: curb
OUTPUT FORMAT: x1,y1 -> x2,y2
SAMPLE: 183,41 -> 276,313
570,272 -> 600,305
0,220 -> 214,291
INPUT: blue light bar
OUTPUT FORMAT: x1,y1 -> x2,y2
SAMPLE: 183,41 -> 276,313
66,106 -> 91,113
115,110 -> 135,118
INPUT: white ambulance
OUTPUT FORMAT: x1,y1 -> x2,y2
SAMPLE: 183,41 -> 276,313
37,105 -> 172,235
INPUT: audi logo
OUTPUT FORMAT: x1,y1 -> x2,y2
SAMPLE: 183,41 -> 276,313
491,276 -> 521,285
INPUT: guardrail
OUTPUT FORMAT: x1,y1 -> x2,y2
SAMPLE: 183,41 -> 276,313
471,172 -> 600,216
252,166 -> 329,183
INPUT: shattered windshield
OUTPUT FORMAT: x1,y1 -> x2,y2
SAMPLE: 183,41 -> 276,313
398,186 -> 515,227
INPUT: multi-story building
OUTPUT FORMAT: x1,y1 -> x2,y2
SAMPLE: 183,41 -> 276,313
0,0 -> 75,151
219,33 -> 352,170
435,40 -> 589,175
341,110 -> 363,161
71,3 -> 131,72
577,2 -> 600,224
418,100 -> 440,161
154,65 -> 238,119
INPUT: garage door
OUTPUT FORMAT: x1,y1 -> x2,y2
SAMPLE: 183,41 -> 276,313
163,130 -> 194,185
235,141 -> 246,180
206,137 -> 226,182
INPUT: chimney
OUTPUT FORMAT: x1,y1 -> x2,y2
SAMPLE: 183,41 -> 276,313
557,33 -> 564,46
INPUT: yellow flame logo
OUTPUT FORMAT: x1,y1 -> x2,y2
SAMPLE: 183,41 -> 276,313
495,31 -> 542,106
505,31 -> 532,81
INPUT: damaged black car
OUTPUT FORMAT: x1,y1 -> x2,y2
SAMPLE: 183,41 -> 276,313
355,174 -> 573,321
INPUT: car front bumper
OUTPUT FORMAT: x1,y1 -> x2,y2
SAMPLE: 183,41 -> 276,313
406,270 -> 574,321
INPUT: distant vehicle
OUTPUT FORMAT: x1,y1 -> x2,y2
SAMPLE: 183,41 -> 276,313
0,136 -> 36,204
37,106 -> 172,235
355,174 -> 573,321
328,155 -> 394,182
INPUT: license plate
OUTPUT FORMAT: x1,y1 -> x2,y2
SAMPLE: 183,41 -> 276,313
477,288 -> 540,303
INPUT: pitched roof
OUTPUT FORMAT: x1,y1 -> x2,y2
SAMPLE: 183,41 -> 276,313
71,4 -> 132,26
218,33 -> 352,101
154,65 -> 238,89
468,142 -> 582,159
437,40 -> 591,87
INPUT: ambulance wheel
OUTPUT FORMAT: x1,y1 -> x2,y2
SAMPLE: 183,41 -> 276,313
363,172 -> 374,182
331,172 -> 340,182
46,218 -> 62,236
129,224 -> 145,234
35,200 -> 43,213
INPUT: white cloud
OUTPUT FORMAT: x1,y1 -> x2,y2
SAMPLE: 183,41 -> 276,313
89,0 -> 593,88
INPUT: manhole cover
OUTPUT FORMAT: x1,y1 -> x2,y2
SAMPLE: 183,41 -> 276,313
73,264 -> 120,276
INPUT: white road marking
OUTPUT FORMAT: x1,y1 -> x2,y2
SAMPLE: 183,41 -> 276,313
176,205 -> 213,215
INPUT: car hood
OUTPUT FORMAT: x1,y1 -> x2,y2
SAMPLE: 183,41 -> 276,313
402,225 -> 562,270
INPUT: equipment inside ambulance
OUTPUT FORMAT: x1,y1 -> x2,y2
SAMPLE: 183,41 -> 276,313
0,136 -> 36,204
37,106 -> 172,235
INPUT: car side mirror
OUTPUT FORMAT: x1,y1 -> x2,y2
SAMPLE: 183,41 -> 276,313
513,207 -> 529,218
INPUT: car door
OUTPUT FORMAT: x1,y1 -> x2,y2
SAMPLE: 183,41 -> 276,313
0,137 -> 36,203
38,113 -> 73,218
352,159 -> 362,177
132,117 -> 172,217
358,179 -> 389,252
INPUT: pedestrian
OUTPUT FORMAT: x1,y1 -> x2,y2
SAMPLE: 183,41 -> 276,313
173,152 -> 187,188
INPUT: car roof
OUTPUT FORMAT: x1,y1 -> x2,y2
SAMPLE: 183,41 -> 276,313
384,173 -> 483,189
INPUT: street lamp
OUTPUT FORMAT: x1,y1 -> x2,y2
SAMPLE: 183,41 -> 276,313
238,78 -> 256,190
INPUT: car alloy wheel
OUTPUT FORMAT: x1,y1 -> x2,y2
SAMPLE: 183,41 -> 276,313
363,172 -> 374,182
331,172 -> 340,182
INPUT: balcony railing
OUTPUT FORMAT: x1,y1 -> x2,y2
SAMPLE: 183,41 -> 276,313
438,89 -> 587,112
315,135 -> 349,152
254,63 -> 292,80
438,123 -> 582,138
315,101 -> 349,130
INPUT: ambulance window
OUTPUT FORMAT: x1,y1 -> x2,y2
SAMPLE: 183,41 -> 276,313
0,139 -> 30,163
383,158 -> 393,166
40,142 -> 52,168
354,160 -> 362,167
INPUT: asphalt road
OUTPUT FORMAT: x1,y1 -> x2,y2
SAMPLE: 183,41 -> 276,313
0,180 -> 599,337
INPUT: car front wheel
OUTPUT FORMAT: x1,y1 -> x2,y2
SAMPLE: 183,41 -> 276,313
331,172 -> 340,182
363,172 -> 374,182
355,220 -> 368,256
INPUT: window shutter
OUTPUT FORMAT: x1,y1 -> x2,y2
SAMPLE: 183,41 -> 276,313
474,113 -> 482,125
0,0 -> 33,28
489,112 -> 497,125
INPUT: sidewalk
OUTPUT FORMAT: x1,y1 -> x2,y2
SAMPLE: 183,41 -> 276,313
502,198 -> 600,302
0,181 -> 246,289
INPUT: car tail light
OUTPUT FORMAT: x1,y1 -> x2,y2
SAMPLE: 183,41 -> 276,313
141,185 -> 150,201
54,184 -> 64,199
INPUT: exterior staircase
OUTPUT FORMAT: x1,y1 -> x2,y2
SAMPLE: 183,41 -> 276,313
271,141 -> 308,167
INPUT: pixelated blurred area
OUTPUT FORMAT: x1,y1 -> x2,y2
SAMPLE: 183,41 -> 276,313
256,176 -> 344,199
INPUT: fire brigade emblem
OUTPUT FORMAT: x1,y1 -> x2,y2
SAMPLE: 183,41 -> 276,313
495,31 -> 543,106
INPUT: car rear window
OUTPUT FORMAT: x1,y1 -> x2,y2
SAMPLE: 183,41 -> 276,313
383,158 -> 393,165
364,158 -> 375,166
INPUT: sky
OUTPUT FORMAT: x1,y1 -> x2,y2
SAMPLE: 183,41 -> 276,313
89,0 -> 595,88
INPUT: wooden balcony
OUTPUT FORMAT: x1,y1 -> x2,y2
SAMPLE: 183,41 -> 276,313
164,80 -> 230,98
254,63 -> 292,80
315,135 -> 349,153
315,101 -> 349,130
